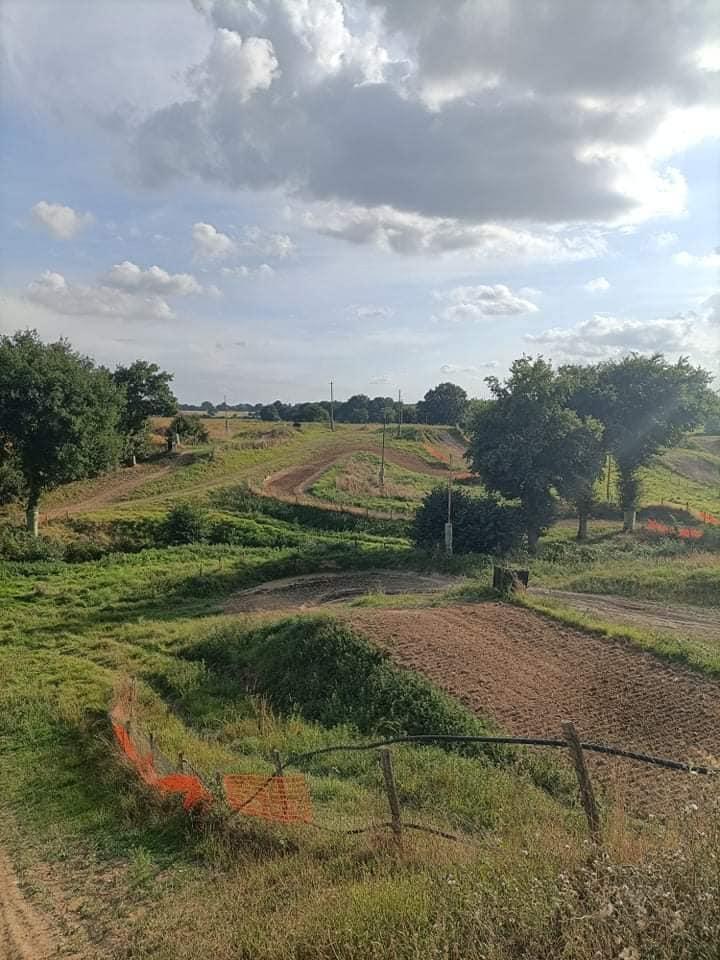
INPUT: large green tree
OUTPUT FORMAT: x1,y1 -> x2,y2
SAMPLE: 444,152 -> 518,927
468,357 -> 603,551
113,360 -> 177,464
417,382 -> 468,425
562,355 -> 712,531
0,330 -> 123,534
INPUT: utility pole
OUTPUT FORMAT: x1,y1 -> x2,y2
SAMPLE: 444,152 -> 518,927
445,455 -> 454,556
396,389 -> 403,438
224,393 -> 229,434
606,453 -> 611,501
379,414 -> 387,490
330,380 -> 335,432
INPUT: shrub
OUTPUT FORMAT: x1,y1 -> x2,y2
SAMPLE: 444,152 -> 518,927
412,487 -> 524,556
64,537 -> 108,563
164,503 -> 207,544
167,414 -> 209,445
0,526 -> 65,562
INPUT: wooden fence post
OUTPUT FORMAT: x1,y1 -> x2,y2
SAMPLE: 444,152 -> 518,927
273,749 -> 289,820
561,722 -> 601,844
379,747 -> 403,844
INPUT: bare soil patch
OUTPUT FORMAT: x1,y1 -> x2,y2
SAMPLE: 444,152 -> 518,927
0,848 -> 55,959
262,443 -> 452,501
343,604 -> 720,811
531,588 -> 720,642
224,570 -> 460,613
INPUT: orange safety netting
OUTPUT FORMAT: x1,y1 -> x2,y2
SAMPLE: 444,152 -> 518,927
646,519 -> 703,539
223,774 -> 314,824
699,511 -> 720,525
111,720 -> 211,810
156,773 -> 213,811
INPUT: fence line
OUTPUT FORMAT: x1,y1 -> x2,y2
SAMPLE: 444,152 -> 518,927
110,681 -> 720,847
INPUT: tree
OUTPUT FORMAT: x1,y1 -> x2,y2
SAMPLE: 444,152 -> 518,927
0,330 -> 123,535
468,357 -> 603,552
573,355 -> 712,531
113,360 -> 177,464
297,402 -> 330,422
413,487 -> 524,557
337,394 -> 370,423
167,413 -> 209,444
200,400 -> 216,416
259,403 -> 281,421
419,382 -> 468,425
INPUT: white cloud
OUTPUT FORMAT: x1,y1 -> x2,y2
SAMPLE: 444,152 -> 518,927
31,201 -> 93,239
673,249 -> 720,268
104,261 -> 203,295
190,28 -> 279,103
125,0 -> 720,236
526,313 -> 696,360
369,374 -> 393,385
302,202 -> 608,261
434,284 -> 539,323
241,226 -> 296,258
192,222 -> 236,259
440,362 -> 498,377
651,231 -> 679,249
583,276 -> 611,293
220,263 -> 275,280
26,270 -> 175,322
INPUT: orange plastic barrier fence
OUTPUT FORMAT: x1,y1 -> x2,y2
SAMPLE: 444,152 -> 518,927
699,511 -> 720,525
646,519 -> 703,539
223,774 -> 314,824
110,687 -> 313,822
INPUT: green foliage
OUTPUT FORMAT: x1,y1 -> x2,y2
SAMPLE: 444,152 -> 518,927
297,402 -> 330,422
113,360 -> 177,458
413,487 -> 525,557
469,358 -> 602,550
0,330 -> 123,527
417,381 -> 468,425
186,615 -> 497,740
168,413 -> 209,444
563,355 -> 712,511
259,403 -> 281,421
0,525 -> 65,561
164,503 -> 208,544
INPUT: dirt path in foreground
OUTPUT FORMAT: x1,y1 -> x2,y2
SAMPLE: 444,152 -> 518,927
531,588 -> 720,642
343,604 -> 720,811
0,848 -> 55,959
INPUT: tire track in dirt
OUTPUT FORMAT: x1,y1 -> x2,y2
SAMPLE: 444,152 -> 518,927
0,848 -> 55,959
531,588 -> 720,642
343,603 -> 720,811
262,443 -> 453,499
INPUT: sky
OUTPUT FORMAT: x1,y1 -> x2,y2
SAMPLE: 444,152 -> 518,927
0,0 -> 719,404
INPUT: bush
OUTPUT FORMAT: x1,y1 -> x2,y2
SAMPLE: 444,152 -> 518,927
64,537 -> 108,563
167,414 -> 209,445
413,487 -> 524,556
164,503 -> 207,544
0,526 -> 65,562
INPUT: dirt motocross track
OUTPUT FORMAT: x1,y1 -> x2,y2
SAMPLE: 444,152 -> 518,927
343,603 -> 720,811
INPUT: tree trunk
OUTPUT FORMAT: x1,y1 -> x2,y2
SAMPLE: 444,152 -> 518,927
26,493 -> 40,537
623,508 -> 637,532
577,511 -> 589,541
527,526 -> 539,555
131,453 -> 137,468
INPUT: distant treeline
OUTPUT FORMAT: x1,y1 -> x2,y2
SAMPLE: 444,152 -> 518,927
182,382 -> 473,426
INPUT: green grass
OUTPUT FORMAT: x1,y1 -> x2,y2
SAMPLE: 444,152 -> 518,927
310,452 -> 437,514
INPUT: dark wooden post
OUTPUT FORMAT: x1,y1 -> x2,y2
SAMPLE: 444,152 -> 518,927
561,722 -> 601,844
379,747 -> 402,844
273,749 -> 289,820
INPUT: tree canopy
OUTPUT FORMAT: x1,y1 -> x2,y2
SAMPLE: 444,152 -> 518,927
0,330 -> 123,533
417,382 -> 468,425
113,360 -> 177,461
468,357 -> 604,550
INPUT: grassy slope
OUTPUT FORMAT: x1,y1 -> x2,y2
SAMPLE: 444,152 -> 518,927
3,539 -> 719,959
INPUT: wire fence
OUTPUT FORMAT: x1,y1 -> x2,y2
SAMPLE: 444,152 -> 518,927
110,679 -> 720,847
